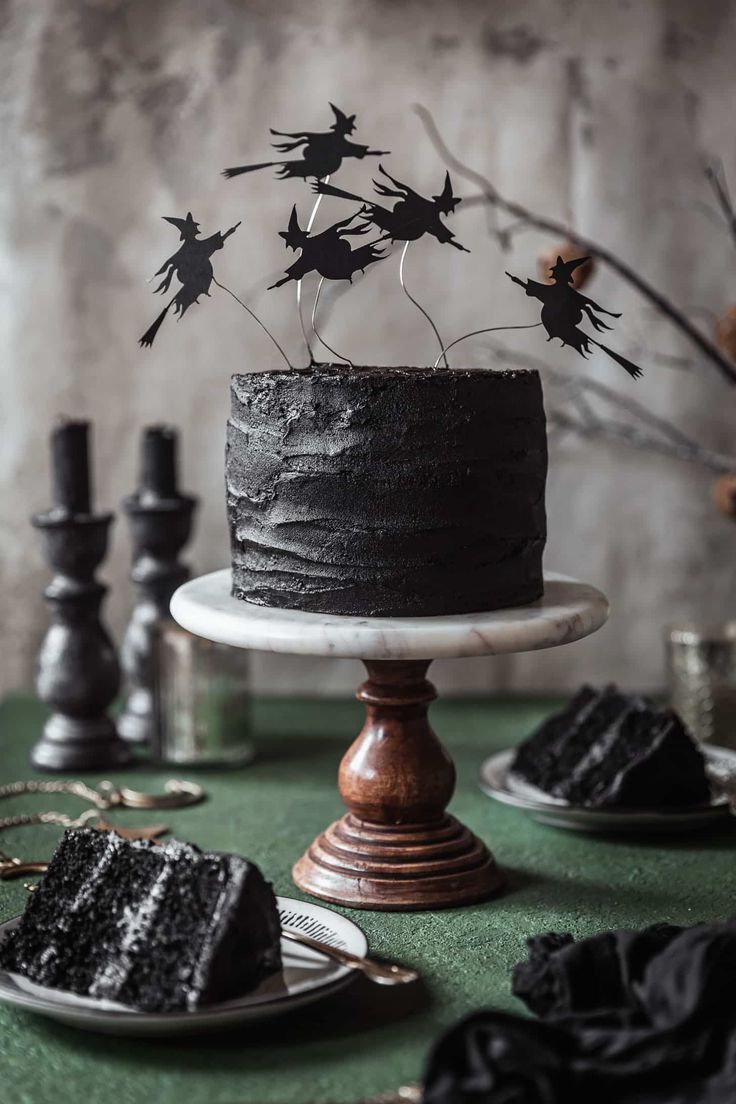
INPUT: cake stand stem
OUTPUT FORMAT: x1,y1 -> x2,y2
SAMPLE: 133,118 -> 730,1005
293,659 -> 504,911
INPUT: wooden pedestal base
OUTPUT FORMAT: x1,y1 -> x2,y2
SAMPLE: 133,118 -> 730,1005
293,659 -> 504,911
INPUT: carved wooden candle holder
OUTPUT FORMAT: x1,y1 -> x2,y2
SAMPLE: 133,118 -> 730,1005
171,569 -> 608,911
119,425 -> 197,745
31,420 -> 131,772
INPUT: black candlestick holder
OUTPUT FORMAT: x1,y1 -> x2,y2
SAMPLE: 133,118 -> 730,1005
31,421 -> 130,771
118,426 -> 197,745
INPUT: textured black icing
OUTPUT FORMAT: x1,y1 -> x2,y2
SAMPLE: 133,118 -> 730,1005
0,828 -> 282,1012
510,684 -> 712,808
226,365 -> 548,617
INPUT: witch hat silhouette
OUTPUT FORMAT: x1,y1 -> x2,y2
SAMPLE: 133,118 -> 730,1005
549,254 -> 589,284
162,213 -> 200,240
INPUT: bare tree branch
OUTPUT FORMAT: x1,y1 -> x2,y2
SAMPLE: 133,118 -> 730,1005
705,160 -> 736,250
413,103 -> 736,386
486,341 -> 736,474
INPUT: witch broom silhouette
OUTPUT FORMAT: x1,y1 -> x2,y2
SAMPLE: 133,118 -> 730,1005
506,254 -> 644,379
223,103 -> 388,182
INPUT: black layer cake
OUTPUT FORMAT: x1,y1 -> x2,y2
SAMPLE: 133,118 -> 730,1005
0,829 -> 281,1012
510,685 -> 711,808
226,365 -> 548,617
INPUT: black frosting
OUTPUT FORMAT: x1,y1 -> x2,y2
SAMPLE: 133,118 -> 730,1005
510,684 -> 711,808
226,365 -> 548,617
0,828 -> 282,1012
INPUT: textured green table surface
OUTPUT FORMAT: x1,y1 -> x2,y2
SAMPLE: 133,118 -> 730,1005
1,692 -> 735,1104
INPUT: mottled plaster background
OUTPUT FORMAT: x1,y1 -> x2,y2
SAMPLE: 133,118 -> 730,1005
1,0 -> 735,698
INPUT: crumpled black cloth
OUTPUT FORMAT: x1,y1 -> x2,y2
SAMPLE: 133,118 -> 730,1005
422,920 -> 736,1104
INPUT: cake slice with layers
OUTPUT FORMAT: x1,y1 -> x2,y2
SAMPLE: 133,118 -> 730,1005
510,685 -> 711,808
0,829 -> 282,1012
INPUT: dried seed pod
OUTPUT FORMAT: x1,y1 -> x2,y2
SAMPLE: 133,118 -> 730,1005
716,305 -> 736,362
538,243 -> 594,289
712,473 -> 736,520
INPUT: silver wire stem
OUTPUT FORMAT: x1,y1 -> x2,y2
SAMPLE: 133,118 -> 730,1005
433,323 -> 543,369
399,241 -> 448,369
297,174 -> 330,365
213,278 -> 292,369
311,277 -> 354,366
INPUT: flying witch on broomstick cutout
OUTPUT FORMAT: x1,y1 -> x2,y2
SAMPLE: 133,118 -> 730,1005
267,206 -> 386,289
138,213 -> 240,348
222,103 -> 389,182
506,254 -> 644,379
313,165 -> 469,252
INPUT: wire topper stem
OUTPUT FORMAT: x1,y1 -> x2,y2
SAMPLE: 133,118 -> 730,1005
433,323 -> 542,368
212,278 -> 292,368
400,241 -> 448,369
312,277 -> 354,366
296,174 -> 330,364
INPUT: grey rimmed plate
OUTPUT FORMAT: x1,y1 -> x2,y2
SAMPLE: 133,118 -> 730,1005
0,896 -> 366,1036
479,745 -> 736,833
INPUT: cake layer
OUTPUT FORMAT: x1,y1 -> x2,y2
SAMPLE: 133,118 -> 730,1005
226,365 -> 548,617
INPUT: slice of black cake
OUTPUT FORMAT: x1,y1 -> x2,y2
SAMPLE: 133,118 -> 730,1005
0,829 -> 282,1012
510,685 -> 711,808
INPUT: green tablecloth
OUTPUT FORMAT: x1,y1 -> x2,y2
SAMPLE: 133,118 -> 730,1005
1,692 -> 735,1104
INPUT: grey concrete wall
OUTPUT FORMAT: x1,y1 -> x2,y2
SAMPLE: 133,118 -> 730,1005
2,0 -> 735,698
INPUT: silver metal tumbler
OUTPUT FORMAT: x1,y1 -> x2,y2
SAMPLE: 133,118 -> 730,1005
152,619 -> 254,765
666,623 -> 736,749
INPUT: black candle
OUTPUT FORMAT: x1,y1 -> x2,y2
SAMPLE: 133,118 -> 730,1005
140,424 -> 178,500
51,418 -> 91,515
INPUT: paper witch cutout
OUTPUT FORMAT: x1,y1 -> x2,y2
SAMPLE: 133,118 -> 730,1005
268,205 -> 386,289
223,103 -> 389,182
506,255 -> 644,380
314,166 -> 468,251
139,213 -> 240,347
139,212 -> 291,365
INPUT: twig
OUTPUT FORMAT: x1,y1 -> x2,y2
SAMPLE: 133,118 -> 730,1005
413,103 -> 736,386
705,160 -> 736,250
487,342 -> 736,474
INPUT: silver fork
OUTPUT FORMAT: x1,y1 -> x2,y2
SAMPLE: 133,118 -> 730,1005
281,927 -> 418,986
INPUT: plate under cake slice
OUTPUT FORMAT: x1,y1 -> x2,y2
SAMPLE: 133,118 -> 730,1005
0,828 -> 282,1012
510,685 -> 712,808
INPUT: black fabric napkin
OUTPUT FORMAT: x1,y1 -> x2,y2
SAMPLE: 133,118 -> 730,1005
422,920 -> 736,1103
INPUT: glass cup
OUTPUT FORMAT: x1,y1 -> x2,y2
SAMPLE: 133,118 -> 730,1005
666,623 -> 736,749
151,619 -> 254,766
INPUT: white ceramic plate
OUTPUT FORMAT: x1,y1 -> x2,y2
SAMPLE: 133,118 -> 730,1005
0,896 -> 366,1036
479,745 -> 736,833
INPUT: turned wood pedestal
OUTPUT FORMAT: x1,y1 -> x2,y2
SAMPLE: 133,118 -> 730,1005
292,658 -> 501,909
171,569 -> 608,911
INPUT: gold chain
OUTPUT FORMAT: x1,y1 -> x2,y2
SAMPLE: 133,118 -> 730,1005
0,779 -> 205,878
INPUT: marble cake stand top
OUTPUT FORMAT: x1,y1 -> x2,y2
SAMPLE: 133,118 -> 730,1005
171,569 -> 609,661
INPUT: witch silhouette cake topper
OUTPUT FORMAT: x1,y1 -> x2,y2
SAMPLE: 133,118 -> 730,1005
507,255 -> 643,379
139,213 -> 240,348
222,103 -> 389,182
314,166 -> 468,252
137,102 -> 644,381
268,207 -> 386,289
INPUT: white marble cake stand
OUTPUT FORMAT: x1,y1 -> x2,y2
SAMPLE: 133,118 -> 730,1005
171,569 -> 609,911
